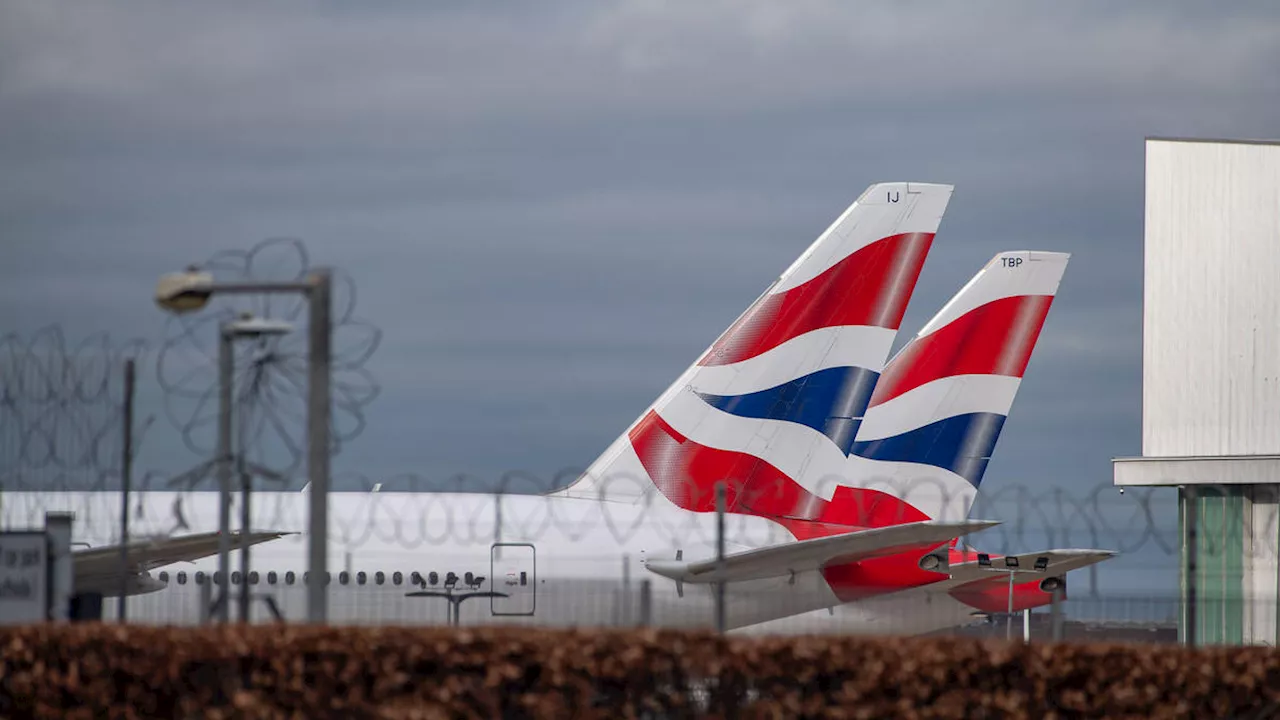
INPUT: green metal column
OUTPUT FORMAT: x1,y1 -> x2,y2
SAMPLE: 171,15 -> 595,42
1181,486 -> 1246,645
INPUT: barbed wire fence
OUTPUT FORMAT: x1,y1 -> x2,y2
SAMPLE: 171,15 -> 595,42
0,466 -> 1223,562
0,327 -> 150,500
0,302 -> 1243,572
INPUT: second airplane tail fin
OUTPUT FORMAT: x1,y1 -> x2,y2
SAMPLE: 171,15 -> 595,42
849,250 -> 1070,523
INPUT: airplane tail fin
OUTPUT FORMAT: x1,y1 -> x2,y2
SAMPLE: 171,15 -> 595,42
563,183 -> 955,524
849,250 -> 1070,522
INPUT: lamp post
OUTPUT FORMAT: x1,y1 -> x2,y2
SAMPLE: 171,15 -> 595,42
224,314 -> 292,623
155,267 -> 332,623
165,312 -> 293,624
977,553 -> 1049,642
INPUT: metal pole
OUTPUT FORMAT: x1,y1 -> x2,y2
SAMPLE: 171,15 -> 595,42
1023,608 -> 1030,643
621,553 -> 631,627
118,358 -> 135,621
306,269 -> 332,624
199,580 -> 213,625
216,327 -> 233,623
238,429 -> 251,623
1006,571 -> 1015,642
639,579 -> 652,627
494,486 -> 502,562
715,481 -> 726,634
1050,586 -> 1064,641
46,511 -> 73,622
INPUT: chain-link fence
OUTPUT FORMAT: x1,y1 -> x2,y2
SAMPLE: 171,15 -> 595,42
6,479 -> 1267,645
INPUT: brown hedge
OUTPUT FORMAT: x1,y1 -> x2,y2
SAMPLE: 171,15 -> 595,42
0,624 -> 1278,719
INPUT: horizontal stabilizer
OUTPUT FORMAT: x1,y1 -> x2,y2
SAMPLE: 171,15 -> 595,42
942,548 -> 1117,586
644,519 -> 999,584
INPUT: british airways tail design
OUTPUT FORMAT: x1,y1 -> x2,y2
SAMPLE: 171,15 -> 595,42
848,251 -> 1070,523
561,182 -> 955,530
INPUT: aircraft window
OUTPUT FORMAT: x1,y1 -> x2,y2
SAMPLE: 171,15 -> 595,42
158,572 -> 169,583
214,572 -> 224,586
267,571 -> 278,585
411,572 -> 423,587
357,571 -> 367,586
195,572 -> 206,586
325,572 -> 332,586
392,571 -> 403,586
249,571 -> 260,585
232,571 -> 242,585
303,571 -> 310,585
177,571 -> 188,585
375,571 -> 385,586
339,571 -> 350,586
285,571 -> 296,586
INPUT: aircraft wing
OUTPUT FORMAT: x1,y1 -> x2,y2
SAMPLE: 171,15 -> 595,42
643,519 -> 1000,584
941,548 -> 1118,586
74,530 -> 294,588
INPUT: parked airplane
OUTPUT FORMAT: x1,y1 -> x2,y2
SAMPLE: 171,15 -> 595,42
4,182 -> 1114,632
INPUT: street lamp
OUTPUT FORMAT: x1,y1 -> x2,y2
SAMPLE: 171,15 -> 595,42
225,314 -> 292,623
166,312 -> 293,624
156,266 -> 333,623
977,553 -> 1050,642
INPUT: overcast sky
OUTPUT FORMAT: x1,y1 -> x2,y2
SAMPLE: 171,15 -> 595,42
3,2 -> 1279,585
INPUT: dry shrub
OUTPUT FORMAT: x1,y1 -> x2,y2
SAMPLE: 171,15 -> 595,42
0,625 -> 1277,718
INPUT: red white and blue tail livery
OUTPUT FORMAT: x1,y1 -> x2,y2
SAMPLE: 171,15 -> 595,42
848,251 -> 1070,523
563,182 -> 954,535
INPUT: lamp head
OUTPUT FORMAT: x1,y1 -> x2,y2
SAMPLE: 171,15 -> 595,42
225,314 -> 292,338
155,267 -> 215,314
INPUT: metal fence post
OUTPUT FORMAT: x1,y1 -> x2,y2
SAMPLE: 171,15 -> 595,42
118,358 -> 135,621
239,458 -> 252,623
639,579 -> 652,627
199,581 -> 213,625
1005,571 -> 1015,642
494,488 -> 502,561
306,269 -> 333,624
715,481 -> 726,634
621,554 -> 631,627
45,512 -> 73,622
216,327 -> 233,623
238,404 -> 252,623
1050,587 -> 1064,641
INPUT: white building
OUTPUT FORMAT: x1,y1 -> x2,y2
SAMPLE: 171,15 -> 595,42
1114,136 -> 1280,646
